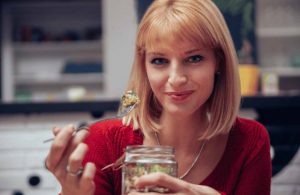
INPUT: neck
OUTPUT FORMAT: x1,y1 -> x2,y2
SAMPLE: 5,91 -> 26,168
154,130 -> 207,180
157,111 -> 208,151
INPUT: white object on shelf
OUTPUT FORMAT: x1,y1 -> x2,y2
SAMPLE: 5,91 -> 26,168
67,86 -> 87,102
261,72 -> 279,95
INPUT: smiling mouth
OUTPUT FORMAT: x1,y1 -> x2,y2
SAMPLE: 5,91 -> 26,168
166,90 -> 193,95
165,90 -> 194,100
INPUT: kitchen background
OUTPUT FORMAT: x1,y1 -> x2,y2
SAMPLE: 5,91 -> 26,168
0,0 -> 299,195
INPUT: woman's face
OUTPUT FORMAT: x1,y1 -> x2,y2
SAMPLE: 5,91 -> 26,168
145,39 -> 217,118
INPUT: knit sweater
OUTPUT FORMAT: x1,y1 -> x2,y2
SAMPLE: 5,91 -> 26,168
83,117 -> 271,195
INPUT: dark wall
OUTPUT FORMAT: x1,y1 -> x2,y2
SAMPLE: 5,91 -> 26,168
134,0 -> 153,23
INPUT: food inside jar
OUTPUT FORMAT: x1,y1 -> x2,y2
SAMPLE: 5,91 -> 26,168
123,162 -> 177,194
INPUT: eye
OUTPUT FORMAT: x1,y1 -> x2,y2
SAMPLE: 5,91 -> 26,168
150,58 -> 169,65
185,55 -> 204,63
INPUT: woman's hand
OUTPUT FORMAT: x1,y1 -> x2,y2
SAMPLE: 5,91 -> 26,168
128,172 -> 220,195
45,124 -> 96,195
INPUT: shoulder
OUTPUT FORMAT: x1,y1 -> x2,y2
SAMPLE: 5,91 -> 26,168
86,119 -> 143,152
230,117 -> 270,156
88,119 -> 130,137
228,117 -> 270,153
83,119 -> 143,163
87,119 -> 142,144
233,117 -> 269,141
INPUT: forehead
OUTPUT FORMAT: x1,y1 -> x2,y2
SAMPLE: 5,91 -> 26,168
145,36 -> 199,54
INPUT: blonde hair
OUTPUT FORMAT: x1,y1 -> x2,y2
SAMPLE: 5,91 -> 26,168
123,0 -> 241,140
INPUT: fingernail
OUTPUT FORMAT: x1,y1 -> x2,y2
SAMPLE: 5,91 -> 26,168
68,124 -> 75,130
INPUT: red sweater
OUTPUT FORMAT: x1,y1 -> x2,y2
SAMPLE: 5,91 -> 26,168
83,117 -> 271,195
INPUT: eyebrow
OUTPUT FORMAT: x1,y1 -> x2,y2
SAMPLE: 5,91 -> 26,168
147,52 -> 165,56
147,48 -> 202,56
185,49 -> 201,54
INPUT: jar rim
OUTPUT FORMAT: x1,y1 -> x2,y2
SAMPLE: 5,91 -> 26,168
125,145 -> 175,153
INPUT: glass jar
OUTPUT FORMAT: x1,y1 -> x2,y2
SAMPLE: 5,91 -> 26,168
122,145 -> 177,194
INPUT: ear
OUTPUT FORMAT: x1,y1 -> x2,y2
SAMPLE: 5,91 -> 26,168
214,49 -> 223,75
215,58 -> 221,75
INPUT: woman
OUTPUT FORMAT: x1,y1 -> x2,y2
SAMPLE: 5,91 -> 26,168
45,0 -> 272,194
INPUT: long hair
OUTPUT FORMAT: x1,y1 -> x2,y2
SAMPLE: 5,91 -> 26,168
123,0 -> 241,140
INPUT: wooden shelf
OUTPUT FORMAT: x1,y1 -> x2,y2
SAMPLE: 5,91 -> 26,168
0,100 -> 120,115
15,73 -> 104,86
14,40 -> 102,54
257,27 -> 300,38
261,67 -> 300,77
241,95 -> 300,109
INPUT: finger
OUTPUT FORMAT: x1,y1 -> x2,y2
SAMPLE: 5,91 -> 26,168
80,162 -> 96,192
70,127 -> 90,147
64,128 -> 90,162
67,143 -> 88,174
134,172 -> 186,192
51,126 -> 89,173
46,124 -> 75,171
65,143 -> 88,184
52,126 -> 61,136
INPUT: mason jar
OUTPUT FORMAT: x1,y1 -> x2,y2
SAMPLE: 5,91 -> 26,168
122,145 -> 177,194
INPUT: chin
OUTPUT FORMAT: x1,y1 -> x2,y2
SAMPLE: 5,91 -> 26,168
165,107 -> 195,117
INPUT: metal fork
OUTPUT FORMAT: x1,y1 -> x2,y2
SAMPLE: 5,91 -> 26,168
43,103 -> 137,143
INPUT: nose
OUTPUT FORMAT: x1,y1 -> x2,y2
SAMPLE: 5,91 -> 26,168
168,62 -> 187,87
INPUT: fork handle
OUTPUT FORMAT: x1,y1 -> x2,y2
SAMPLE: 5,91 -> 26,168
43,115 -> 121,143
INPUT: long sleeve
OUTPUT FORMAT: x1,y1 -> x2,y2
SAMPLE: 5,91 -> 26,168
82,119 -> 144,195
83,121 -> 117,195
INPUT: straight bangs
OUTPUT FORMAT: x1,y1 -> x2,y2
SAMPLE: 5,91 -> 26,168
137,5 -> 221,54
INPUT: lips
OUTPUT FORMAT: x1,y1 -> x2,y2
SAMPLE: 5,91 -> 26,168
165,90 -> 194,101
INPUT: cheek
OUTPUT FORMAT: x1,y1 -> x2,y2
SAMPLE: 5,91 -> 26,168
192,70 -> 216,92
147,75 -> 162,96
146,67 -> 165,91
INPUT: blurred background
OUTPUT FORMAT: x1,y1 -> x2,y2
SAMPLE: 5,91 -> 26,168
0,0 -> 299,195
